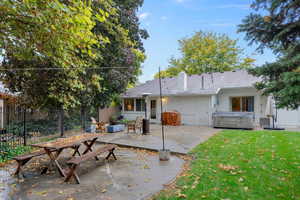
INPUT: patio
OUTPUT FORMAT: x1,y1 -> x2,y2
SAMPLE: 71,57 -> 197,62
0,125 -> 219,200
99,124 -> 221,154
1,144 -> 185,200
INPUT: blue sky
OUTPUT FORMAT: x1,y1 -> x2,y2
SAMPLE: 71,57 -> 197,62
137,0 -> 276,82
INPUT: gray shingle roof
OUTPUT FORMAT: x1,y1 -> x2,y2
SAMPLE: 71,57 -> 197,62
122,70 -> 261,98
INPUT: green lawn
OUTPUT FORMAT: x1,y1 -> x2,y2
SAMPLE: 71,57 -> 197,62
155,130 -> 300,200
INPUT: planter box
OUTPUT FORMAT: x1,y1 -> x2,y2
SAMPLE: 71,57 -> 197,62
107,124 -> 125,133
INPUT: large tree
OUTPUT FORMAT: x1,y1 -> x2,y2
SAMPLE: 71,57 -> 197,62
0,0 -> 112,110
0,0 -> 102,68
238,0 -> 300,109
0,0 -> 147,111
80,0 -> 148,111
155,31 -> 254,78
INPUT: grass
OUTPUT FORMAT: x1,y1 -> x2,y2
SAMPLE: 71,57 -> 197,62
154,130 -> 300,200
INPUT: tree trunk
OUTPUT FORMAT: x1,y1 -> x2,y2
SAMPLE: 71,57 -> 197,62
58,107 -> 64,137
81,106 -> 86,131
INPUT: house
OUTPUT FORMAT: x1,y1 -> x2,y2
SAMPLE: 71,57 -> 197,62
0,83 -> 20,129
121,70 -> 300,128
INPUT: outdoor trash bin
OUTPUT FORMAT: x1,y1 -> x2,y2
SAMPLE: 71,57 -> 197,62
142,119 -> 150,134
107,124 -> 125,133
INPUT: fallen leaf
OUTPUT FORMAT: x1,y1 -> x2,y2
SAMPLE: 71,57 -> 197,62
218,164 -> 238,171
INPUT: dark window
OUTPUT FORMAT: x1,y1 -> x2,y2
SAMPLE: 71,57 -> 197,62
231,96 -> 254,112
124,99 -> 134,111
136,99 -> 145,112
151,100 -> 156,119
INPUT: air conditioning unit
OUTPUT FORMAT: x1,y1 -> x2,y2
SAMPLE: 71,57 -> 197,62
259,117 -> 270,128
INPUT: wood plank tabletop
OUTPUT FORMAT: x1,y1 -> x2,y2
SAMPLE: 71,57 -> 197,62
30,133 -> 103,150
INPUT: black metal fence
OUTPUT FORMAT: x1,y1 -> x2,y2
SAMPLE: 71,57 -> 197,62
0,107 -> 96,160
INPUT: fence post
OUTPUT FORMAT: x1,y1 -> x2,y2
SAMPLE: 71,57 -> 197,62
23,108 -> 26,146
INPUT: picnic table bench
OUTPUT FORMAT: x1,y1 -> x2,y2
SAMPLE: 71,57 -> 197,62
64,144 -> 117,184
13,149 -> 56,177
13,133 -> 103,178
13,144 -> 82,177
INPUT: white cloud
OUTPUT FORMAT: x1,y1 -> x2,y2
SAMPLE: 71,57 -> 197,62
138,12 -> 150,20
160,16 -> 168,21
218,4 -> 250,10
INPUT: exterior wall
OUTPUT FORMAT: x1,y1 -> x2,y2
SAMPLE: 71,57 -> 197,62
276,108 -> 300,128
122,96 -> 211,125
216,88 -> 267,125
121,88 -> 300,128
122,98 -> 149,121
162,96 -> 211,125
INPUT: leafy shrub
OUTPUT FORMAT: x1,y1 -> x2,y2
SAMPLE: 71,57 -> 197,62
0,143 -> 32,163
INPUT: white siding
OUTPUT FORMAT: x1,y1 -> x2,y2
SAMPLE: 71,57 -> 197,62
122,98 -> 156,122
121,89 -> 300,128
277,108 -> 300,128
163,96 -> 211,125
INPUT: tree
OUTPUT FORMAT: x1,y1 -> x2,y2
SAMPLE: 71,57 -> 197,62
0,0 -> 113,110
0,0 -> 104,68
1,0 -> 148,135
154,31 -> 254,78
80,0 -> 148,112
238,0 -> 300,109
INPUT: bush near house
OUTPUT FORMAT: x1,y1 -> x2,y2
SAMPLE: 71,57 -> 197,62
154,130 -> 300,200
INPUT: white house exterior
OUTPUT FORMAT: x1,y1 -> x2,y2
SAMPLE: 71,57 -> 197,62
121,70 -> 300,128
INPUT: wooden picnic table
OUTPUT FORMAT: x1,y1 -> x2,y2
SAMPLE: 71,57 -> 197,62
30,133 -> 102,177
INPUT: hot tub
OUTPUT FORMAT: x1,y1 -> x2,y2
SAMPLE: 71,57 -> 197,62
212,112 -> 255,129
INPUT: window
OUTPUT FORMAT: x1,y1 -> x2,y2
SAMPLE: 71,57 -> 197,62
124,99 -> 134,111
231,96 -> 254,112
136,99 -> 145,112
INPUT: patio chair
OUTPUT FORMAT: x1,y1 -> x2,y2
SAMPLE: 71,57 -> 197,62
90,117 -> 106,133
127,116 -> 143,134
96,121 -> 106,133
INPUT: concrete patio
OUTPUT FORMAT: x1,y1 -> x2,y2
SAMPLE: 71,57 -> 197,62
98,124 -> 221,154
1,145 -> 185,200
0,125 -> 219,200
